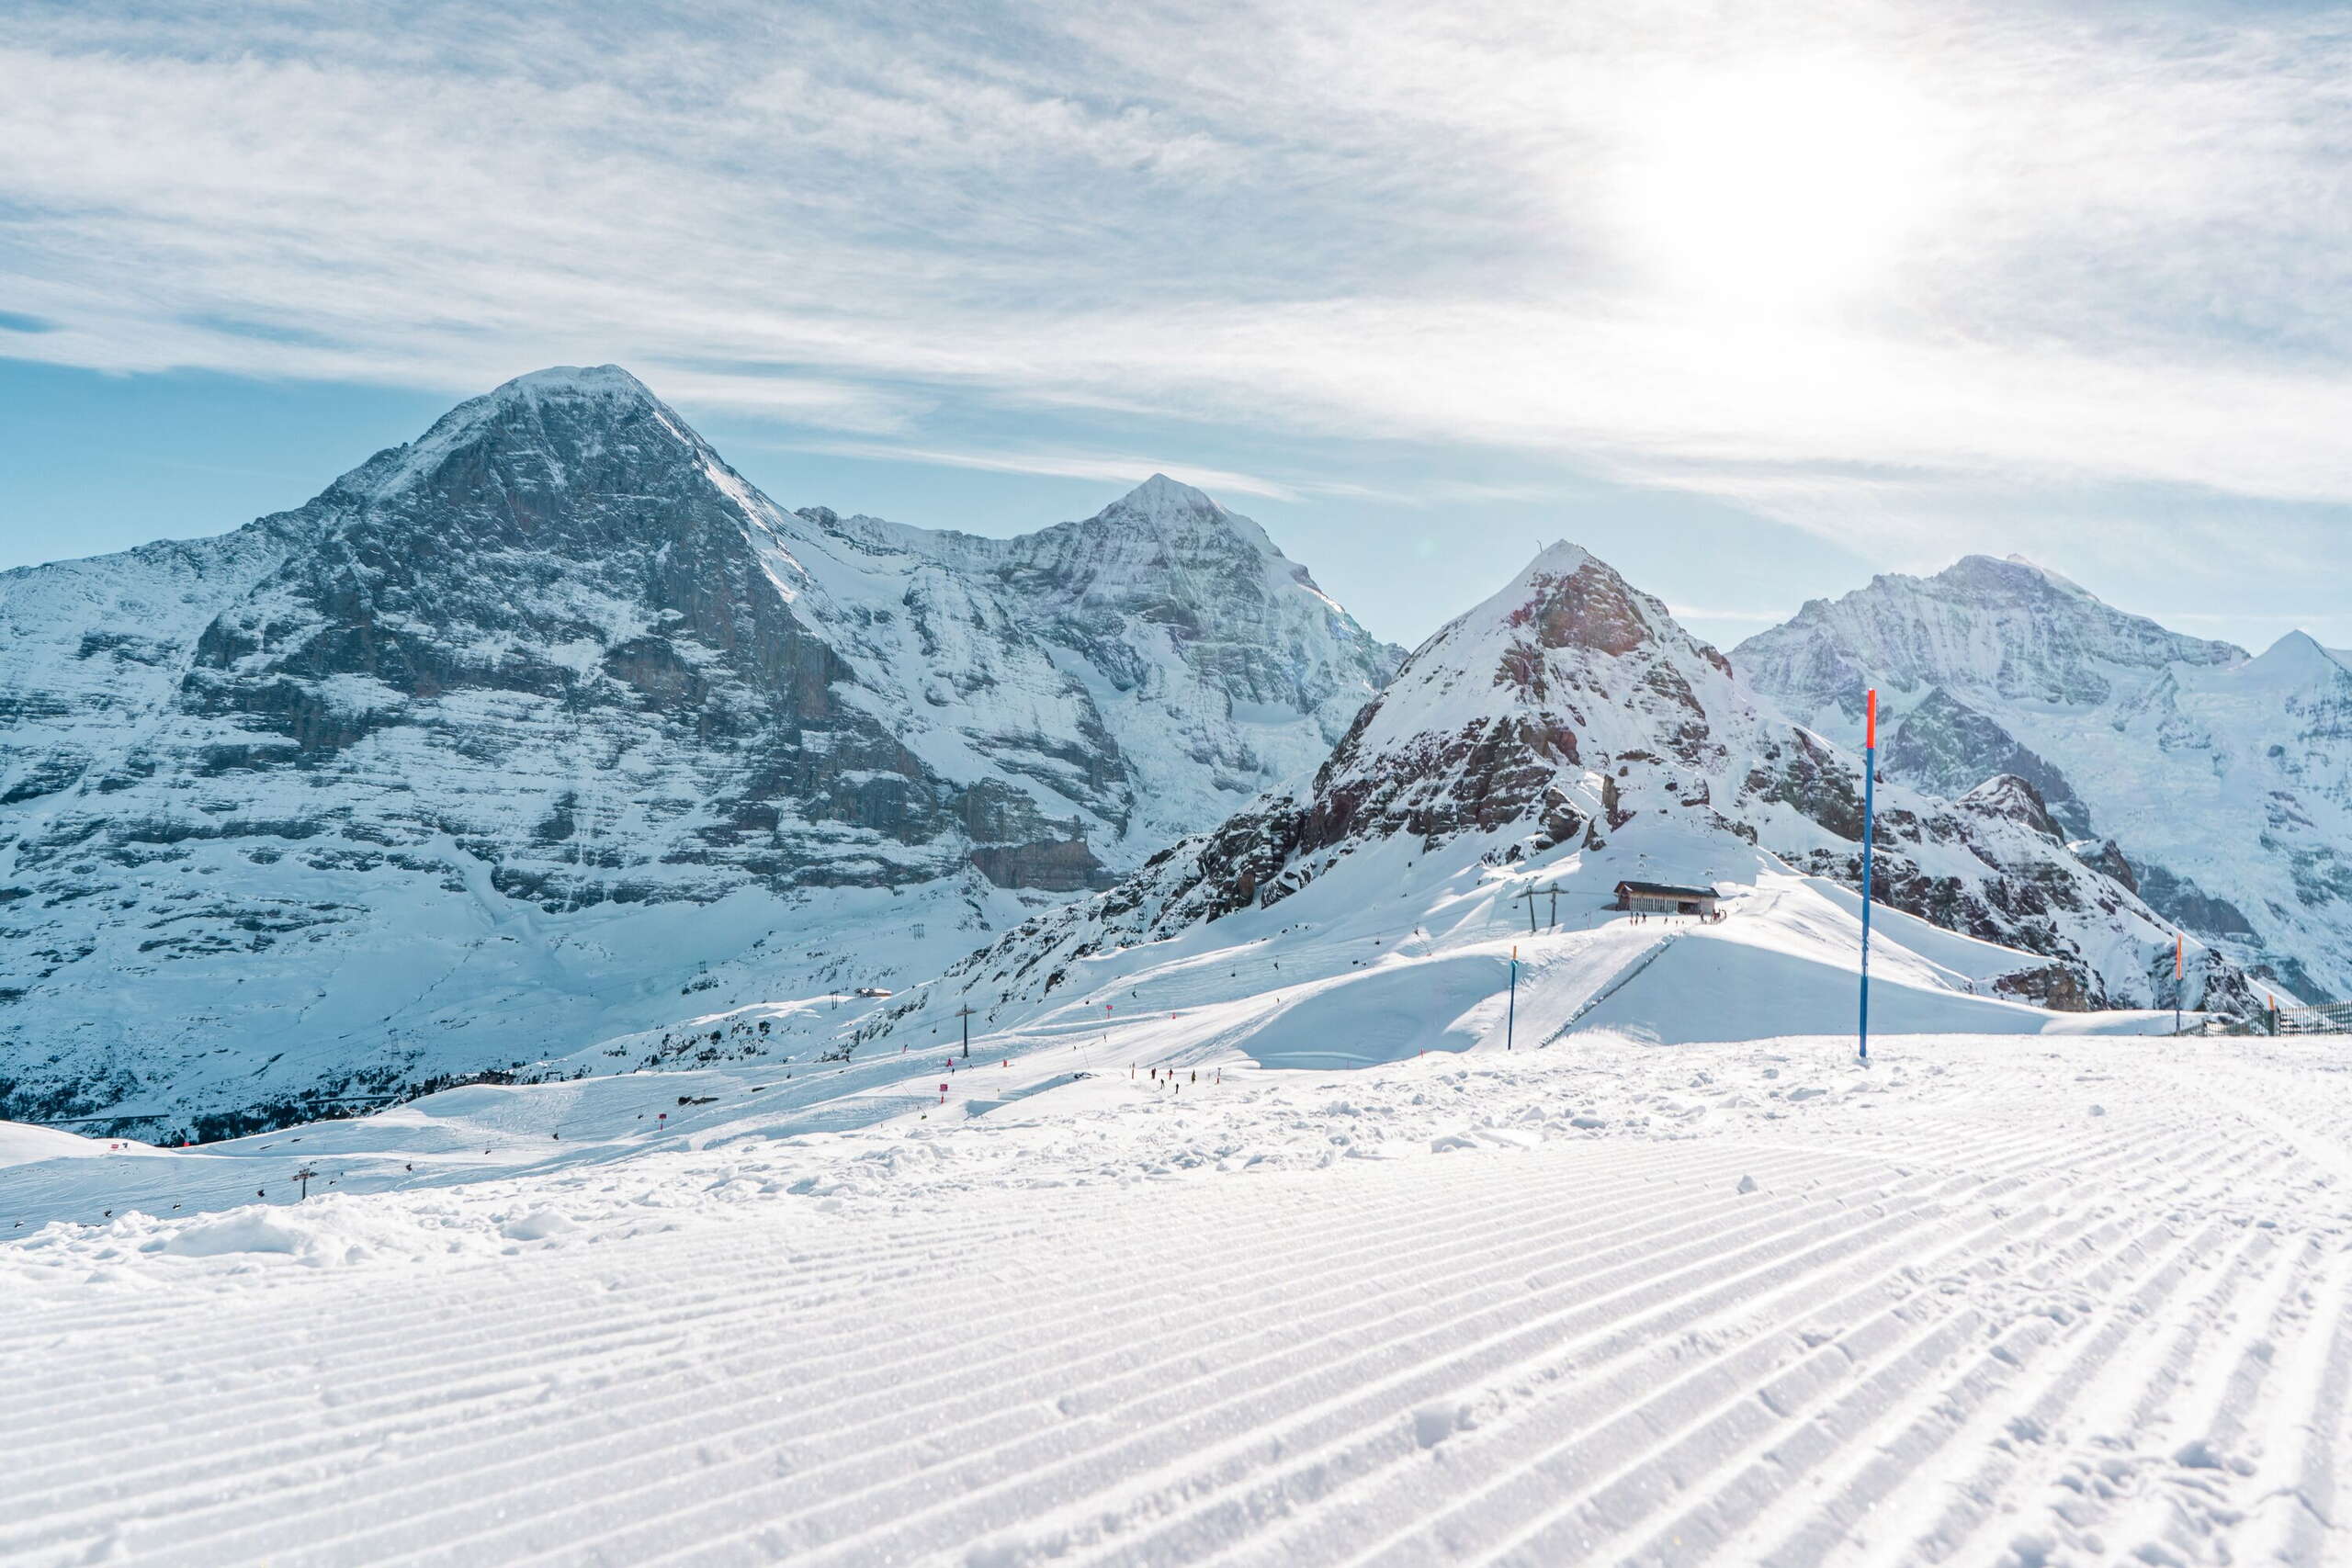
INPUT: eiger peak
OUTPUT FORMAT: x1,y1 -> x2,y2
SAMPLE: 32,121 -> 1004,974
0,367 -> 1399,1136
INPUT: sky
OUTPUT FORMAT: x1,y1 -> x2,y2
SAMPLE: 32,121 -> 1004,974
4,0 -> 2350,656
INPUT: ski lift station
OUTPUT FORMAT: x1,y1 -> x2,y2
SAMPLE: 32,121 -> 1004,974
1613,879 -> 1720,917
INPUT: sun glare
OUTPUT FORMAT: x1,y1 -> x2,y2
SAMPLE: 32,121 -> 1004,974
1615,59 -> 1940,317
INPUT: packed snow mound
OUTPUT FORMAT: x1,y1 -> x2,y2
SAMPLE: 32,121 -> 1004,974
1213,951 -> 1517,1069
0,1122 -> 142,1169
6,1188 -> 609,1278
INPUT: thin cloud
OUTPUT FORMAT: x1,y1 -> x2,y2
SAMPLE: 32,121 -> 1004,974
3,0 -> 2350,569
786,440 -> 1299,502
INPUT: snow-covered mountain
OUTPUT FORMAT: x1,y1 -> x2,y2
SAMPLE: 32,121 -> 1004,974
0,367 -> 1397,1136
1736,555 -> 2352,1001
819,473 -> 1388,851
856,543 -> 2248,1063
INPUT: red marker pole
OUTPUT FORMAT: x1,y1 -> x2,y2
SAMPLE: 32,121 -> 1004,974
1859,688 -> 1877,1066
2176,931 -> 2184,1034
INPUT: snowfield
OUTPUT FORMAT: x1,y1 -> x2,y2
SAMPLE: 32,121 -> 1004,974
7,1031 -> 2351,1567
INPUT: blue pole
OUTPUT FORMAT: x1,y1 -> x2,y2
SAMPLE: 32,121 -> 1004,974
1507,945 -> 1518,1050
1860,688 -> 1877,1065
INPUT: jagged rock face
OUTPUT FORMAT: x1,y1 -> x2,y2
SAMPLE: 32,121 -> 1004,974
1738,555 -> 2352,1000
1289,548 -> 1741,858
926,542 -> 2248,1019
1885,689 -> 2090,839
0,367 -> 1396,1133
2073,839 -> 2139,895
168,374 -> 1065,904
1962,774 -> 2063,841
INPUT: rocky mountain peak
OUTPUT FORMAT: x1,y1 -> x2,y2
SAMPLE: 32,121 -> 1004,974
1502,543 -> 1676,661
1935,553 -> 2091,603
1108,472 -> 1225,523
490,362 -> 658,402
1391,541 -> 1728,705
1278,541 -> 1745,863
1736,552 -> 2245,721
1962,773 -> 2063,840
322,362 -> 709,530
1074,472 -> 1285,564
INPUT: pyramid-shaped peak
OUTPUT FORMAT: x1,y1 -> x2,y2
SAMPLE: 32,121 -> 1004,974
1516,539 -> 1596,580
1077,472 -> 1291,561
1107,473 -> 1226,519
1483,541 -> 1659,658
424,365 -> 674,452
1400,542 -> 1600,656
326,364 -> 704,509
412,364 -> 678,453
1352,540 -> 1729,757
1934,553 -> 2091,599
483,363 -> 660,405
2245,628 -> 2346,682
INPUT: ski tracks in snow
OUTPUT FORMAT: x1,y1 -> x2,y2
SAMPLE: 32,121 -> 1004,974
6,1038 -> 2351,1567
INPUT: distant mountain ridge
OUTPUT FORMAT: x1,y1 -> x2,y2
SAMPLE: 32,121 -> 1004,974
897,542 -> 2249,1040
0,366 -> 1398,1135
1737,554 -> 2352,1000
6,378 -> 2323,1140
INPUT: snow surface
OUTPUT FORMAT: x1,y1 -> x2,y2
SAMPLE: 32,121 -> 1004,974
6,1025 -> 2350,1566
0,1122 -> 141,1169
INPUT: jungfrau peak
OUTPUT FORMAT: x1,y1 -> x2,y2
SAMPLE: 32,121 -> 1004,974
0,367 -> 1397,1137
1738,554 -> 2352,1000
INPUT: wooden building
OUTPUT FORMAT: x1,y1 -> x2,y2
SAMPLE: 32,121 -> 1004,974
1613,880 -> 1720,917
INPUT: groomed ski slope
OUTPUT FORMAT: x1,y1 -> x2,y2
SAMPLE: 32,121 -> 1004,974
8,1032 -> 2352,1568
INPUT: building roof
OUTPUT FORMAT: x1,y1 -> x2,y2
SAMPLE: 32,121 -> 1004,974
1614,880 -> 1718,899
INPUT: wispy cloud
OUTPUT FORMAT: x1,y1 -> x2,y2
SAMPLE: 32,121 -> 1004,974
786,439 -> 1299,501
4,0 -> 2350,559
